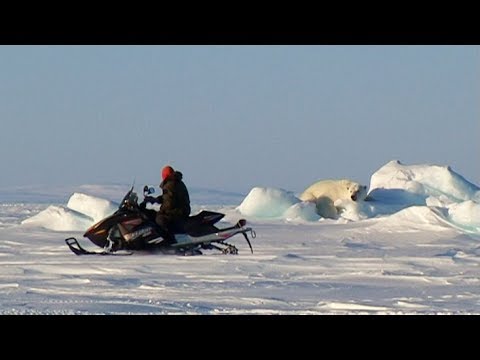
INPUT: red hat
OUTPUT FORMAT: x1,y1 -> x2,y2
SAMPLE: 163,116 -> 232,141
162,165 -> 174,181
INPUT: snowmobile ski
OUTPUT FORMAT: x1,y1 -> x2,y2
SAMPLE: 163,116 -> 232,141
65,237 -> 133,256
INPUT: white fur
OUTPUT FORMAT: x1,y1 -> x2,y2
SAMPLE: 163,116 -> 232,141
299,179 -> 368,219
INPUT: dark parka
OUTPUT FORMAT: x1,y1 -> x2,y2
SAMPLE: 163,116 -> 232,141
158,171 -> 191,220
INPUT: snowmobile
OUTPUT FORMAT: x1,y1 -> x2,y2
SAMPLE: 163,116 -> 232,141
65,185 -> 256,256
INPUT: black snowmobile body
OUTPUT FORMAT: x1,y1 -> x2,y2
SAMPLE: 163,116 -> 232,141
65,186 -> 256,255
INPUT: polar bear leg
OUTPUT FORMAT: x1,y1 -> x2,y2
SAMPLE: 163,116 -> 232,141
315,196 -> 338,219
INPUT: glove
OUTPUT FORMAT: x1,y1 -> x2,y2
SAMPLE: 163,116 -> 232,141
144,196 -> 157,204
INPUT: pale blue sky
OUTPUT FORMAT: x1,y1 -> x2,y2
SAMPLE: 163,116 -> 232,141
0,45 -> 478,193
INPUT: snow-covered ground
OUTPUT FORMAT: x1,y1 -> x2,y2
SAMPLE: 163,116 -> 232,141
1,160 -> 480,314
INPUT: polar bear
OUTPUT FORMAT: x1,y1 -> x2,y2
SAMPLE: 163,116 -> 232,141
299,179 -> 368,219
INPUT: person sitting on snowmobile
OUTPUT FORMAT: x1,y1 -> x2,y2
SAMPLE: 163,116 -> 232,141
152,165 -> 191,245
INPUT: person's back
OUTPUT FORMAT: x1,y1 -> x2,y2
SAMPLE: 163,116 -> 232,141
159,169 -> 191,219
155,165 -> 191,243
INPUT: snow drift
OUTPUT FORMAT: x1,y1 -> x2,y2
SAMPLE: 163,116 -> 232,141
21,193 -> 118,231
18,160 -> 480,236
66,193 -> 118,223
368,160 -> 480,205
235,160 -> 480,235
21,205 -> 94,232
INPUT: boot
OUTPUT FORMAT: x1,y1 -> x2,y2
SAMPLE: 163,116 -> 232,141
162,231 -> 176,245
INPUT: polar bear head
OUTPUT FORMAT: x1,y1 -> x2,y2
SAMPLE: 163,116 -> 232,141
345,181 -> 368,202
